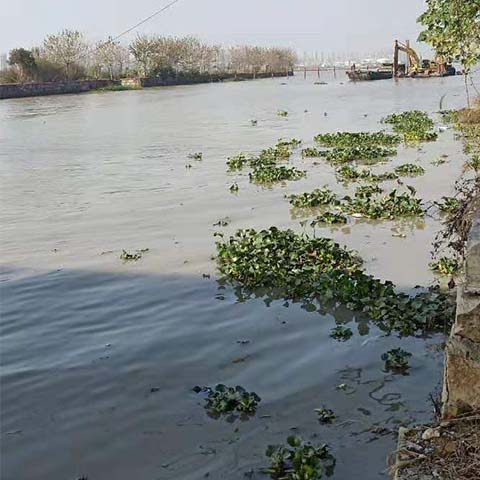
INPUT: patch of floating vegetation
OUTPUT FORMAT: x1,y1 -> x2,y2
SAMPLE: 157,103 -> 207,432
286,187 -> 337,208
301,147 -> 324,158
320,145 -> 397,164
193,384 -> 261,417
382,110 -> 438,143
429,257 -> 460,276
213,217 -> 230,227
381,348 -> 412,373
354,184 -> 384,198
336,165 -> 397,183
188,152 -> 203,161
341,186 -> 424,220
394,163 -> 426,177
226,153 -> 252,170
229,182 -> 239,193
216,227 -> 361,289
311,212 -> 347,226
329,325 -> 353,341
314,131 -> 401,148
264,435 -> 335,480
315,408 -> 337,423
277,110 -> 289,117
435,196 -> 461,214
431,154 -> 449,166
249,165 -> 306,184
215,227 -> 454,336
120,248 -> 149,261
277,138 -> 302,148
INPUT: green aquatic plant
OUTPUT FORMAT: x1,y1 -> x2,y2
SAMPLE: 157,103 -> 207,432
336,165 -> 398,183
429,257 -> 460,275
120,248 -> 149,261
321,145 -> 397,164
431,154 -> 449,166
394,163 -> 426,176
301,147 -> 324,158
193,384 -> 261,416
329,325 -> 353,341
216,227 -> 361,292
215,228 -> 454,335
226,153 -> 252,170
435,196 -> 461,214
264,435 -> 335,480
277,110 -> 289,117
354,184 -> 384,198
382,110 -> 438,143
286,187 -> 337,208
381,348 -> 412,372
277,138 -> 302,148
314,131 -> 401,148
188,152 -> 203,161
311,212 -> 347,226
249,166 -> 306,184
315,408 -> 336,423
341,187 -> 424,220
230,182 -> 239,193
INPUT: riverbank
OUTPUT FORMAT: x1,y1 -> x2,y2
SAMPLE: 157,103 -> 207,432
0,71 -> 293,100
393,101 -> 480,480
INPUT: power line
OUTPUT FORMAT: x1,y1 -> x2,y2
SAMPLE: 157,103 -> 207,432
109,0 -> 182,43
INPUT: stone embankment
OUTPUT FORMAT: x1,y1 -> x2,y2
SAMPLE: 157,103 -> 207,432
442,212 -> 480,417
0,71 -> 293,100
394,210 -> 480,480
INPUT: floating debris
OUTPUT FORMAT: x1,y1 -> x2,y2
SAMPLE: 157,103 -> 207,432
277,110 -> 289,117
229,183 -> 239,193
188,152 -> 203,161
120,248 -> 149,261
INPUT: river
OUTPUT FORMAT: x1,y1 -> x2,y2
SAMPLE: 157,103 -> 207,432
0,72 -> 472,479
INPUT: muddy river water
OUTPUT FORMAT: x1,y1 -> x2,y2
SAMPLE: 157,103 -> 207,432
0,73 -> 473,479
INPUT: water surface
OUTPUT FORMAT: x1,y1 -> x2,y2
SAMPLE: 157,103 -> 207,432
0,73 -> 470,479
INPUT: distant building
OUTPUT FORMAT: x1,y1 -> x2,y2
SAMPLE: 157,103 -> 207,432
0,53 -> 7,71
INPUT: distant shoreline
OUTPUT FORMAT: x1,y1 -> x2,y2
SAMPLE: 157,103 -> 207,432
0,71 -> 293,100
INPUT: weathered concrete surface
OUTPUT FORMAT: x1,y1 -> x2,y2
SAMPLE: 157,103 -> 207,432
442,212 -> 480,418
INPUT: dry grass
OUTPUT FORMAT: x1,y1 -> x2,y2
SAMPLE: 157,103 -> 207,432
394,413 -> 480,480
433,99 -> 480,257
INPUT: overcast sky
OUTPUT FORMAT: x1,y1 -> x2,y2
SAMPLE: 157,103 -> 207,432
1,0 -> 429,55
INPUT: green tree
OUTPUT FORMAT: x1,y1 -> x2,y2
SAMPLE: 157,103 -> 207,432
418,0 -> 480,105
9,48 -> 37,82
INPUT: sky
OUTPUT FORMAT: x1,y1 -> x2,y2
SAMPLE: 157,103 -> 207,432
0,0 -> 430,56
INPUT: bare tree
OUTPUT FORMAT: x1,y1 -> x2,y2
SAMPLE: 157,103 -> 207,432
94,39 -> 130,79
43,30 -> 89,80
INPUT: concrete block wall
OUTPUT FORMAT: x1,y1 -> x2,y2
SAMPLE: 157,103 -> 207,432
442,211 -> 480,418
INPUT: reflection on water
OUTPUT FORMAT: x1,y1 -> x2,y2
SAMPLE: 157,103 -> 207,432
0,74 -> 470,479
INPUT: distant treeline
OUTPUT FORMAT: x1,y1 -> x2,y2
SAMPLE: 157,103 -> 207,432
0,30 -> 298,84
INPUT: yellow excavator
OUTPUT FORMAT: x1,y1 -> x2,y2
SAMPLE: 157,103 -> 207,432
393,40 -> 455,77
